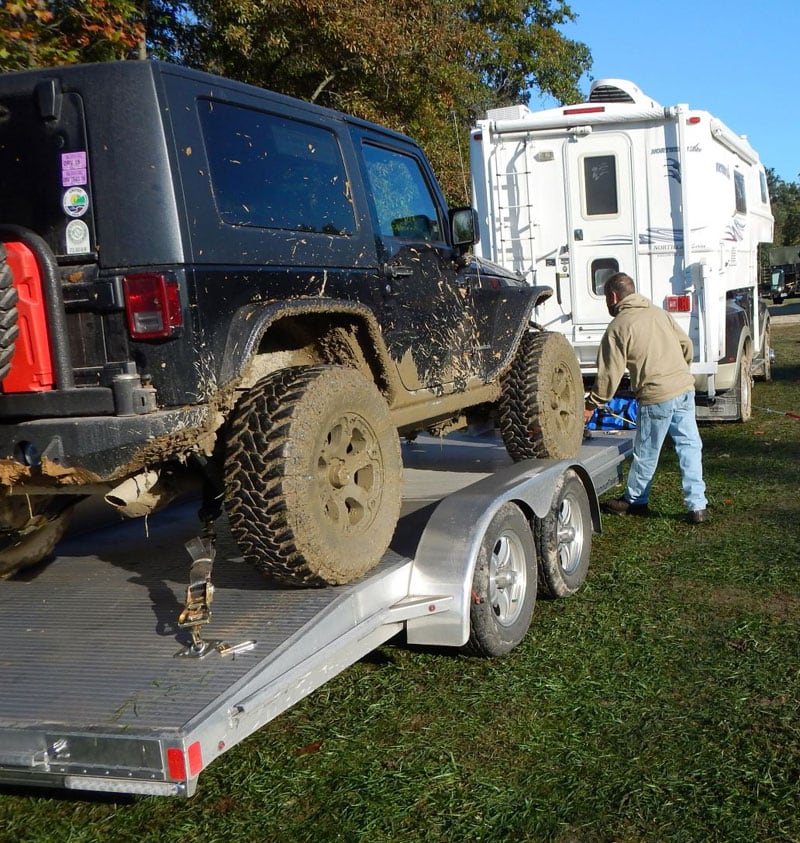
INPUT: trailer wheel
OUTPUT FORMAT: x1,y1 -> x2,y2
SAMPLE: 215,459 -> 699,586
464,502 -> 537,657
737,343 -> 753,422
0,243 -> 19,384
758,323 -> 772,382
534,469 -> 592,599
224,365 -> 402,586
0,503 -> 72,579
499,331 -> 583,460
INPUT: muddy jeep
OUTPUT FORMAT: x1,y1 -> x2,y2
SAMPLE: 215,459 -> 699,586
0,61 -> 584,584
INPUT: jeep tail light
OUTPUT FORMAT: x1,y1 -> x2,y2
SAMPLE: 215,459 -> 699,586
666,295 -> 691,313
123,273 -> 183,339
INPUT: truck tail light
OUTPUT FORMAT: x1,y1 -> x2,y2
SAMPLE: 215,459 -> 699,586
666,295 -> 691,313
123,273 -> 183,339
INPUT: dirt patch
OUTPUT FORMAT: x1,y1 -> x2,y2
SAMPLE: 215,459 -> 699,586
679,580 -> 800,621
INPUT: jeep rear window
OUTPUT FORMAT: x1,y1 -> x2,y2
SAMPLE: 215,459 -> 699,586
361,143 -> 443,242
199,100 -> 355,235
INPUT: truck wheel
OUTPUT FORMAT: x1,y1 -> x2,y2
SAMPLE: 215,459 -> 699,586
737,344 -> 753,422
0,509 -> 72,579
758,324 -> 772,382
464,502 -> 537,657
499,331 -> 583,461
534,469 -> 592,599
0,243 -> 19,384
224,365 -> 402,586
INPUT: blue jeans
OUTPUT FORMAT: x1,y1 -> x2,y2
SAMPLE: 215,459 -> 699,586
626,391 -> 707,512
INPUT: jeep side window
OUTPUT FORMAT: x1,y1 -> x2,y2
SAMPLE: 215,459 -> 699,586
361,143 -> 443,242
199,100 -> 355,236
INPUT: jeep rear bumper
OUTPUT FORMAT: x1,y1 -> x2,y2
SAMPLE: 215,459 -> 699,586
0,405 -> 212,487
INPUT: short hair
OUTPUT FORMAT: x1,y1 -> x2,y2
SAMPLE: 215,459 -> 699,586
605,272 -> 635,299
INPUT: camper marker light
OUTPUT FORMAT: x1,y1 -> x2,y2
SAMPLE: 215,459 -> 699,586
666,295 -> 691,313
563,106 -> 605,116
123,273 -> 183,339
473,132 -> 483,142
688,116 -> 701,124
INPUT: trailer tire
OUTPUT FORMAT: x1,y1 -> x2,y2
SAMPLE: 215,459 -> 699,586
0,243 -> 19,384
0,508 -> 72,579
464,502 -> 537,657
758,324 -> 772,382
737,343 -> 753,422
224,365 -> 402,586
499,331 -> 583,460
534,469 -> 592,599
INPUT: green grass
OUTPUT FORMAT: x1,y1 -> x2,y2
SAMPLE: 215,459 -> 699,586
2,326 -> 800,843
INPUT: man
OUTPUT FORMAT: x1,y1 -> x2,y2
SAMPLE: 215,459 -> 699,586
585,272 -> 708,523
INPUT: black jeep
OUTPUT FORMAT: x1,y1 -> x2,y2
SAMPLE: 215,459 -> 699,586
0,61 -> 584,584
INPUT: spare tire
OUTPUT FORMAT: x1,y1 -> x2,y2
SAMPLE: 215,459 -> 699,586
0,243 -> 19,384
499,331 -> 584,460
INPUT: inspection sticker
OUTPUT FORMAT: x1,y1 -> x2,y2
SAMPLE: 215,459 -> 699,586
62,186 -> 89,218
61,151 -> 88,187
65,219 -> 91,255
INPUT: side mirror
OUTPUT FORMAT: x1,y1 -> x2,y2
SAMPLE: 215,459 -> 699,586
450,207 -> 479,248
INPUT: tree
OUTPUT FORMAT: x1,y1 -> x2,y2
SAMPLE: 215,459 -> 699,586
767,169 -> 800,247
172,0 -> 592,201
0,1 -> 144,70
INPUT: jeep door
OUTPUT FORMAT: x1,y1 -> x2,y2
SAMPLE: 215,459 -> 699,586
357,137 -> 479,391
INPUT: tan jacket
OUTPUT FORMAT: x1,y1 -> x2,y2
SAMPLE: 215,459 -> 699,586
589,293 -> 695,407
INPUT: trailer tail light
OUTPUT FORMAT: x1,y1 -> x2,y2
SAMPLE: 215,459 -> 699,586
666,295 -> 692,313
123,273 -> 183,339
166,741 -> 203,781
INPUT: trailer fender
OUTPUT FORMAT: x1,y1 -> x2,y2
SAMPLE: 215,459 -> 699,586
405,458 -> 599,648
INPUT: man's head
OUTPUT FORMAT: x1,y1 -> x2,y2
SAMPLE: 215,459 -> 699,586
604,272 -> 635,316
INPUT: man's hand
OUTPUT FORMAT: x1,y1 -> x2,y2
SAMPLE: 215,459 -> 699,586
584,408 -> 595,424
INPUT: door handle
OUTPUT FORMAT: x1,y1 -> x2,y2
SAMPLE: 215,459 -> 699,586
383,263 -> 414,279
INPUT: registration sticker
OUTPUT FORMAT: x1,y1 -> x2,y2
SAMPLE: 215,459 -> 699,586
61,151 -> 88,186
62,186 -> 89,218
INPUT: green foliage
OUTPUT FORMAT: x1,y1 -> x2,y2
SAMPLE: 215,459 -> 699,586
0,0 -> 145,70
767,168 -> 800,246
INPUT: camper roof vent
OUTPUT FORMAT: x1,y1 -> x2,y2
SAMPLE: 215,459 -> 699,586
589,79 -> 655,106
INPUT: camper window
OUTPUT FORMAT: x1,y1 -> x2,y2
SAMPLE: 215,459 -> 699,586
759,171 -> 768,205
734,171 -> 747,214
583,155 -> 618,216
591,258 -> 619,295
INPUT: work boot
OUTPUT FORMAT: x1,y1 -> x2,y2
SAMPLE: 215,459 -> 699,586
602,496 -> 650,517
686,509 -> 708,524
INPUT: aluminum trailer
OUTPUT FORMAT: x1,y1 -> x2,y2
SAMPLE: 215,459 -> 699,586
0,431 -> 631,798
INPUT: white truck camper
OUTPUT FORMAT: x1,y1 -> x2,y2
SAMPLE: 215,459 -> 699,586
471,79 -> 775,421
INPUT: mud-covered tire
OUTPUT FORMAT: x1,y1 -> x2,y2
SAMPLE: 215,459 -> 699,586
499,331 -> 584,460
0,243 -> 19,384
464,502 -> 537,657
224,365 -> 403,586
0,511 -> 72,579
534,469 -> 592,599
757,323 -> 772,382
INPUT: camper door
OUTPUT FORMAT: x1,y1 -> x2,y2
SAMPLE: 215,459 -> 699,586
565,133 -> 636,325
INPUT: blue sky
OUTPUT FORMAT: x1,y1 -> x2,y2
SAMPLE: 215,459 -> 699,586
553,0 -> 799,183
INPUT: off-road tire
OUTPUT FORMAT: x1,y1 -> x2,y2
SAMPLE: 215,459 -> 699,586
463,502 -> 537,657
0,511 -> 72,579
224,365 -> 402,586
499,331 -> 584,460
0,243 -> 19,384
757,323 -> 772,382
534,469 -> 592,599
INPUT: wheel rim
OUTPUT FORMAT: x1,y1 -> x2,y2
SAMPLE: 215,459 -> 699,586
556,492 -> 585,575
549,363 -> 579,435
316,410 -> 383,536
488,529 -> 528,626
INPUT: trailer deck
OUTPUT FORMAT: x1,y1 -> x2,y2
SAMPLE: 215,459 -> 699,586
0,431 -> 632,796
